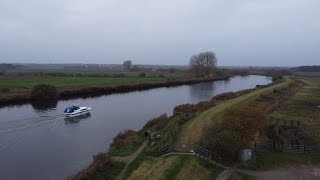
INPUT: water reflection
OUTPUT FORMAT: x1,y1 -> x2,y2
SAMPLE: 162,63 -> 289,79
189,82 -> 215,100
64,113 -> 92,124
31,100 -> 57,112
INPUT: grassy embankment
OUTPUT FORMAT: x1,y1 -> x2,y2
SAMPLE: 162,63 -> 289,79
125,155 -> 222,180
177,77 -> 293,145
241,76 -> 320,170
118,80 -> 286,179
72,76 -> 302,179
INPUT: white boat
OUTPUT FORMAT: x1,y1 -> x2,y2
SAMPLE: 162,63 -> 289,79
64,105 -> 91,118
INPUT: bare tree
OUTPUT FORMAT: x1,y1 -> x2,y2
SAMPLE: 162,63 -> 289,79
123,60 -> 132,71
189,51 -> 217,77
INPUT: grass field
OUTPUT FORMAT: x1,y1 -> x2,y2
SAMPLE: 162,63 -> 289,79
0,71 -> 189,91
270,77 -> 320,129
0,77 -> 167,89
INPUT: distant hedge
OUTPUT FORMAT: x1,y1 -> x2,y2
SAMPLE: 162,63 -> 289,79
30,84 -> 58,100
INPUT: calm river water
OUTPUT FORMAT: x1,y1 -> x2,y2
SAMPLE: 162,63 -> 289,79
0,75 -> 271,180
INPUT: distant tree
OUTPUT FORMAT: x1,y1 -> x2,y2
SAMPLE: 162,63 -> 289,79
131,65 -> 140,71
138,72 -> 146,77
291,65 -> 320,72
123,60 -> 132,71
169,68 -> 176,73
0,63 -> 16,70
189,51 -> 217,77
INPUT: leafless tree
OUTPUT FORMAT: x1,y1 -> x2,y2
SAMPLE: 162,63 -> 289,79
189,51 -> 217,77
123,60 -> 132,71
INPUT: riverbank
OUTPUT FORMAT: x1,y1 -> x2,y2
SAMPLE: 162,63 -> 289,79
0,76 -> 230,107
69,76 -> 277,179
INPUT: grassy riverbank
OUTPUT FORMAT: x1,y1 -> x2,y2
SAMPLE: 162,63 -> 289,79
71,75 -> 319,180
69,79 -> 278,179
0,71 -> 231,106
121,76 -> 320,179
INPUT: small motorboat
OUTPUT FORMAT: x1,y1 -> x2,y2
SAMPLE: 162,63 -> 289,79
64,105 -> 91,118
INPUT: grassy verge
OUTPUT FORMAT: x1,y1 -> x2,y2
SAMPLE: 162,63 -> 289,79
239,151 -> 320,170
125,154 -> 222,180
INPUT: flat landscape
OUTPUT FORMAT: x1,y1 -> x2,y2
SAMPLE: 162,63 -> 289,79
94,74 -> 320,180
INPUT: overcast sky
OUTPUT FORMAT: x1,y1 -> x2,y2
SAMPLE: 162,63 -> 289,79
0,0 -> 319,66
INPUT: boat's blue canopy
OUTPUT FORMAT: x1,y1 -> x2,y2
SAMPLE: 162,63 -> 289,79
64,106 -> 79,113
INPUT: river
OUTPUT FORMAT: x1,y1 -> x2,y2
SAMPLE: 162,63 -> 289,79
0,75 -> 272,180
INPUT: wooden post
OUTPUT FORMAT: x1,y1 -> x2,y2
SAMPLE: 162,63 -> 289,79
254,142 -> 257,152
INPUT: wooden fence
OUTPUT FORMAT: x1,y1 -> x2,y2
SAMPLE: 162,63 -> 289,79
269,118 -> 320,138
255,142 -> 320,154
194,145 -> 223,164
158,144 -> 173,156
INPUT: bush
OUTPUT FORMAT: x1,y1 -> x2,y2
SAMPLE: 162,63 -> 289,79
201,107 -> 267,162
138,72 -> 146,77
143,114 -> 168,130
30,84 -> 58,100
68,153 -> 125,180
1,88 -> 10,93
109,130 -> 143,156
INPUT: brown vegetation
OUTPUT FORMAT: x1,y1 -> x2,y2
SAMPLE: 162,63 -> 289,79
201,107 -> 267,162
143,114 -> 169,131
68,153 -> 124,180
109,130 -> 143,155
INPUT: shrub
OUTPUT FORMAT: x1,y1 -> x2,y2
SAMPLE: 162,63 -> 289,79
74,73 -> 83,77
30,84 -> 58,100
109,130 -> 142,155
1,88 -> 10,93
201,107 -> 267,162
112,73 -> 126,78
143,114 -> 168,130
68,153 -> 125,180
138,72 -> 146,77
173,104 -> 196,115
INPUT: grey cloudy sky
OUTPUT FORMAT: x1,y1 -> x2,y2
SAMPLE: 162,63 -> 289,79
0,0 -> 319,66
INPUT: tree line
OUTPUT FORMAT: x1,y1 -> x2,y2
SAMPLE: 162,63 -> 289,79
291,65 -> 320,72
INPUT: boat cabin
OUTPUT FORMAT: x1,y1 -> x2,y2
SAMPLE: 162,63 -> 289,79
64,106 -> 80,113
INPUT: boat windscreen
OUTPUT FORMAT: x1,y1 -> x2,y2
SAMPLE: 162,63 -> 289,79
64,106 -> 79,113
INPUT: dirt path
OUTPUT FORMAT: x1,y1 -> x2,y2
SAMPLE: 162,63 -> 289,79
114,140 -> 148,180
237,166 -> 320,180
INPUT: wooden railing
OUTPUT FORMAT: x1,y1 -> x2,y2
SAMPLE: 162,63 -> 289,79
194,145 -> 223,164
158,144 -> 173,156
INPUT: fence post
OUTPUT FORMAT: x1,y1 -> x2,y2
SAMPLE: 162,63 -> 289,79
254,142 -> 257,153
303,144 -> 306,154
